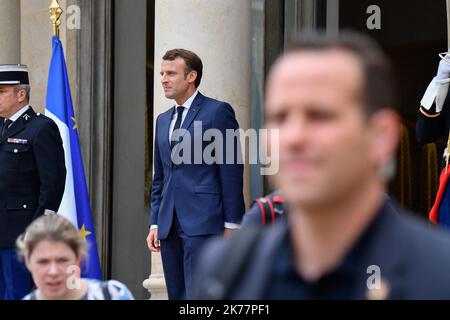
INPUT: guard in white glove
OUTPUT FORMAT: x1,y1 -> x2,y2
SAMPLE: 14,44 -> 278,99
421,54 -> 450,113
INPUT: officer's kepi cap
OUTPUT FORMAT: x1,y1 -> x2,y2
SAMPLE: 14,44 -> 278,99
0,64 -> 29,85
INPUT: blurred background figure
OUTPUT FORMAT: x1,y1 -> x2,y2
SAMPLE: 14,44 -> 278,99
17,214 -> 133,300
193,30 -> 450,300
417,53 -> 450,226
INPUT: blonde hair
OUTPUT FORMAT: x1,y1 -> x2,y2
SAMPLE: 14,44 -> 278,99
16,214 -> 87,261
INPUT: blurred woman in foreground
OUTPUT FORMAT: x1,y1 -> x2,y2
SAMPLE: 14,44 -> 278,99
17,214 -> 133,300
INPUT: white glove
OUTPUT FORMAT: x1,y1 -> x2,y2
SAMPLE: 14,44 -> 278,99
421,55 -> 450,112
437,55 -> 450,80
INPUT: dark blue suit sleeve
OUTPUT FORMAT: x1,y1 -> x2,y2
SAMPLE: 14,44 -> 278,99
213,103 -> 245,224
150,116 -> 164,227
33,119 -> 66,219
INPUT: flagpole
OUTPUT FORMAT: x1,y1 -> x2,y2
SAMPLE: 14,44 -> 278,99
46,0 -> 103,279
49,0 -> 63,38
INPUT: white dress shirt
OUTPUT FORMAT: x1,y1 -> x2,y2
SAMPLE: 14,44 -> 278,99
168,90 -> 198,143
8,104 -> 30,123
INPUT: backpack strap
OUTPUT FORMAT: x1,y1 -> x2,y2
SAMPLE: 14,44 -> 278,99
264,196 -> 276,223
255,197 -> 275,224
254,198 -> 267,225
230,220 -> 288,299
271,194 -> 286,218
272,194 -> 285,203
204,224 -> 262,299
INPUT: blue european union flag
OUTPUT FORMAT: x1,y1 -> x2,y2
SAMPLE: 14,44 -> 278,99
45,36 -> 102,280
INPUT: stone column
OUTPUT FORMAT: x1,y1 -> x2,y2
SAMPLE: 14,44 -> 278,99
142,253 -> 167,300
0,0 -> 20,63
143,0 -> 252,299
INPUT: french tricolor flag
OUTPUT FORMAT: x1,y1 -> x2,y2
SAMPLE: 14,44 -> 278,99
429,164 -> 450,226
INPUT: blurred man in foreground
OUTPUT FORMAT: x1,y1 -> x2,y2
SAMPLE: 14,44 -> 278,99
194,31 -> 450,300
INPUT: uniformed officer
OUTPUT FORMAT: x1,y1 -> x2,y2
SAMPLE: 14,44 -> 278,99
194,31 -> 450,300
416,52 -> 450,149
0,64 -> 66,299
416,54 -> 450,226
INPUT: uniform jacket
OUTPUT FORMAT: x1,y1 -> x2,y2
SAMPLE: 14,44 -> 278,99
416,95 -> 450,146
150,92 -> 245,239
0,107 -> 66,247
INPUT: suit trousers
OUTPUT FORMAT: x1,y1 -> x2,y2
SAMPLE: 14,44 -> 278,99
160,212 -> 216,300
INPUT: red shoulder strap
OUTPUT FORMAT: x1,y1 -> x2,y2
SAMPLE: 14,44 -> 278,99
272,195 -> 285,203
254,198 -> 266,225
264,197 -> 276,223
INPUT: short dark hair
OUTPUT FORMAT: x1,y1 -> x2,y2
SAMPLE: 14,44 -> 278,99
282,30 -> 397,116
163,49 -> 203,88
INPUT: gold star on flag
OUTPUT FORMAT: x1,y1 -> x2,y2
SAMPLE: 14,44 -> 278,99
79,224 -> 92,240
71,117 -> 78,130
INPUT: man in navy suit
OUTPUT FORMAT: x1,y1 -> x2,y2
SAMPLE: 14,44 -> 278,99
194,31 -> 450,300
0,64 -> 66,299
146,49 -> 245,299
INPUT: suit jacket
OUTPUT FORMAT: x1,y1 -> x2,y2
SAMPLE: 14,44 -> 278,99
150,92 -> 245,239
0,107 -> 66,248
194,201 -> 450,299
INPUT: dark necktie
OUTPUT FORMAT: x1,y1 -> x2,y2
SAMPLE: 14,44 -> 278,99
1,119 -> 12,137
171,106 -> 185,149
